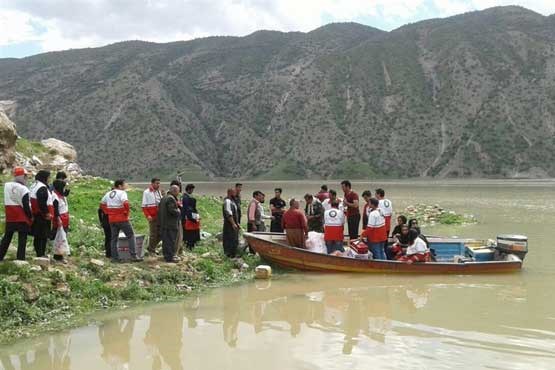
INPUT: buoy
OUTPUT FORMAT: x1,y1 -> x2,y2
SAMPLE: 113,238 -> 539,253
255,265 -> 272,279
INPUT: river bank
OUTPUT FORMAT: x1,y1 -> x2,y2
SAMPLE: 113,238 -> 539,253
0,177 -> 260,344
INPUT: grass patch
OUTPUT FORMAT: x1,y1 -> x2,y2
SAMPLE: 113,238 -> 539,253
0,177 -> 261,344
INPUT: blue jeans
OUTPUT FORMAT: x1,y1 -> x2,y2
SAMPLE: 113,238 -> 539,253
326,240 -> 344,254
368,242 -> 386,260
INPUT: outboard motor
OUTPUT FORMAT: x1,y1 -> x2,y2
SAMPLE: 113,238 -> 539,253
496,234 -> 528,261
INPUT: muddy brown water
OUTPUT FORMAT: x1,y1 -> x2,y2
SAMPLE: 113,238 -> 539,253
2,181 -> 555,369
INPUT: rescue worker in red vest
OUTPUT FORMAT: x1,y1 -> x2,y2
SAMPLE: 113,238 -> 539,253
375,188 -> 393,236
397,229 -> 430,263
101,179 -> 142,263
30,170 -> 54,257
361,198 -> 387,260
324,200 -> 345,255
142,178 -> 162,255
51,179 -> 70,263
0,167 -> 33,261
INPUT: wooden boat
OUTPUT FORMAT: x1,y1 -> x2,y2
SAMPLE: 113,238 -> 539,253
243,232 -> 524,274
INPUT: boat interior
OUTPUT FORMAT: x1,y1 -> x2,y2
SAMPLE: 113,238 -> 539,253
248,232 -> 522,263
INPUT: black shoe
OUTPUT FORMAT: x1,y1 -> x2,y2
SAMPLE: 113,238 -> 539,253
130,257 -> 144,263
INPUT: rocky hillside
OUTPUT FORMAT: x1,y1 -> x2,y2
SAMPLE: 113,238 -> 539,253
1,6 -> 555,179
0,110 -> 82,178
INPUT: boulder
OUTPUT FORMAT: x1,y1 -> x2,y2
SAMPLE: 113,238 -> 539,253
11,260 -> 29,268
41,138 -> 77,161
89,258 -> 105,267
33,257 -> 50,269
0,110 -> 17,172
22,283 -> 40,302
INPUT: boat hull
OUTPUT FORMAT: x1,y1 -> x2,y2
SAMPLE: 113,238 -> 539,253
244,232 -> 522,274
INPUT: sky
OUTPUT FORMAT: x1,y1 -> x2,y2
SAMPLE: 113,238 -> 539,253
1,0 -> 554,59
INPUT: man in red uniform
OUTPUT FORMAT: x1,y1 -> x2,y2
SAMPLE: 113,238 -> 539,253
101,179 -> 141,263
324,200 -> 345,254
281,198 -> 308,248
341,180 -> 360,240
361,198 -> 387,260
0,167 -> 33,261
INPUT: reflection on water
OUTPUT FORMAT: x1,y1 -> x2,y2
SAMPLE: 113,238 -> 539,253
1,274 -> 554,370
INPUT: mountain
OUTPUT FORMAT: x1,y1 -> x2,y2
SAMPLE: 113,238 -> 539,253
1,6 -> 555,180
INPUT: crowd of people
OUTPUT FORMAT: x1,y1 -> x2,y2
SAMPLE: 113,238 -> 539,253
236,181 -> 431,264
0,167 -> 71,263
1,171 -> 429,264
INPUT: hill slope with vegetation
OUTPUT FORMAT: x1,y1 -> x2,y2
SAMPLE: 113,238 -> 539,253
1,6 -> 555,179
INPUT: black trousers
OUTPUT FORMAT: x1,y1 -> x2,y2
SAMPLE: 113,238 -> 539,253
32,216 -> 51,257
161,228 -> 178,261
102,223 -> 112,257
0,222 -> 29,261
347,214 -> 361,239
222,223 -> 239,258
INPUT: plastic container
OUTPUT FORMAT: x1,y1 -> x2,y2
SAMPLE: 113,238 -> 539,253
255,265 -> 272,279
117,234 -> 145,261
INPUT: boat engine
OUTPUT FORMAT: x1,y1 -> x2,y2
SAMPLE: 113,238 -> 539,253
496,234 -> 528,261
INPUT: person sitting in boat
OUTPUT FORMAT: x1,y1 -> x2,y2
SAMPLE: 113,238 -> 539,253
391,215 -> 408,237
408,218 -> 429,247
390,224 -> 410,259
397,229 -> 430,263
323,200 -> 345,255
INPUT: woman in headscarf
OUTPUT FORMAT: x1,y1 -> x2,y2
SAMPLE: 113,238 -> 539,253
390,224 -> 410,260
391,215 -> 408,237
51,179 -> 70,263
408,218 -> 429,247
398,229 -> 430,263
30,170 -> 53,257
182,184 -> 200,250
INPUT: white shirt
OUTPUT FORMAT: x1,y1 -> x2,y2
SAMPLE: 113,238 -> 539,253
322,198 -> 344,212
367,208 -> 385,228
378,198 -> 393,217
406,237 -> 428,255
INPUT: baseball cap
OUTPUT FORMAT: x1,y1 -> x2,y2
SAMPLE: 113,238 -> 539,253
13,167 -> 27,177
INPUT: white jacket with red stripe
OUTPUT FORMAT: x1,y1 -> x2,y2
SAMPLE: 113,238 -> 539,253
142,187 -> 162,219
4,181 -> 31,224
101,189 -> 130,224
29,181 -> 54,218
324,208 -> 345,241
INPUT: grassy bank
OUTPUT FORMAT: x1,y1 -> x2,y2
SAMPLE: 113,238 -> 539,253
0,177 -> 260,344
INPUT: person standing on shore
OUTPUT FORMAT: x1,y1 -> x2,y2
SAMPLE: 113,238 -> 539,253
376,188 -> 393,237
247,191 -> 273,232
341,180 -> 360,240
269,188 -> 286,233
142,178 -> 162,255
158,185 -> 181,263
222,188 -> 240,258
233,183 -> 242,226
304,194 -> 324,233
101,179 -> 141,263
0,167 -> 32,261
98,193 -> 112,258
30,170 -> 54,257
282,199 -> 308,248
169,180 -> 183,256
51,179 -> 70,263
182,184 -> 200,250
